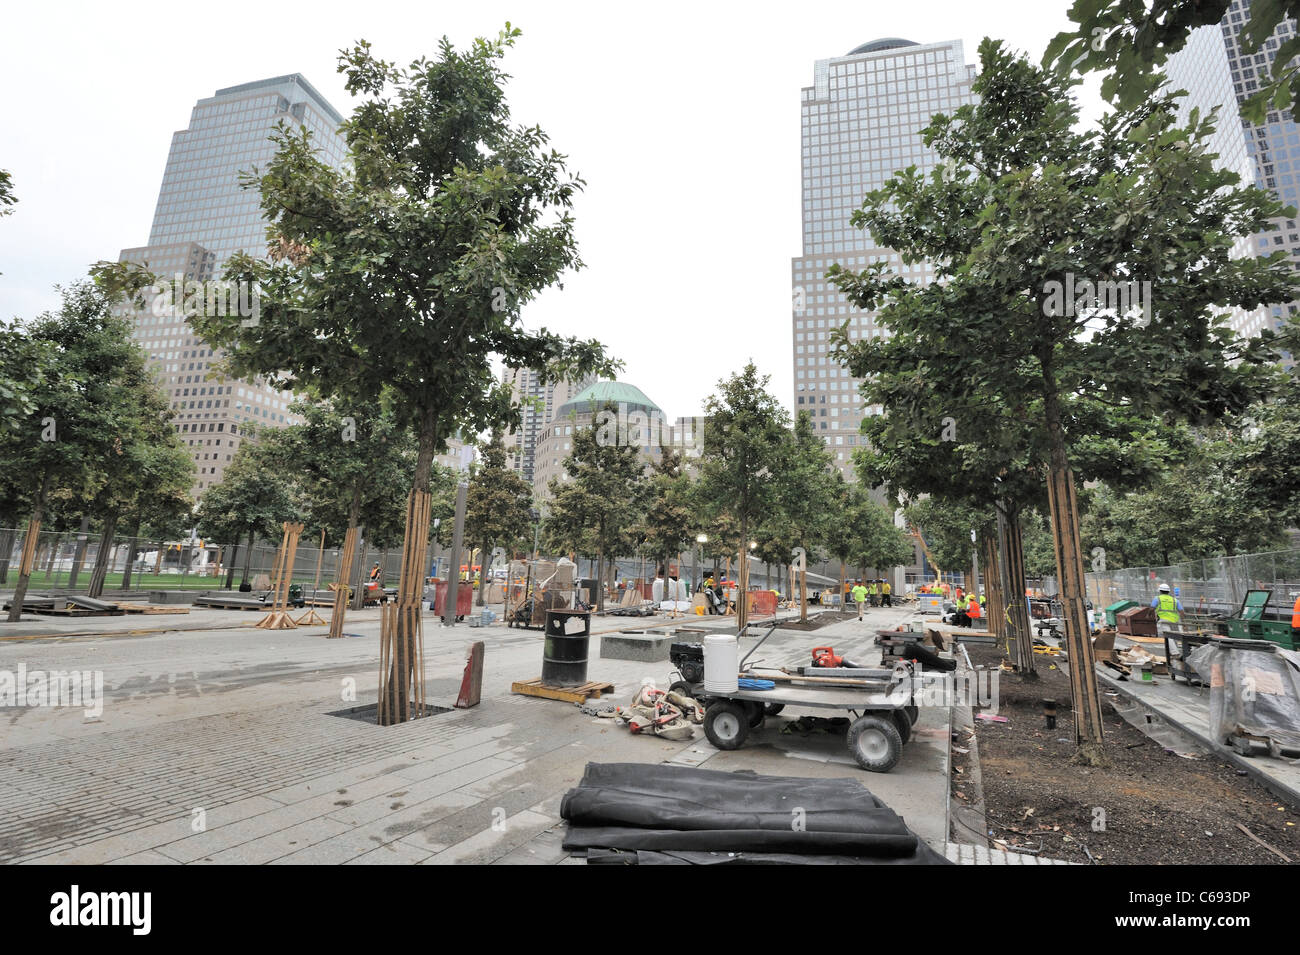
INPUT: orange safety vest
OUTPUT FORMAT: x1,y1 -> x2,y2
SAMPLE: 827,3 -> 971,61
1293,595 -> 1300,629
968,599 -> 982,618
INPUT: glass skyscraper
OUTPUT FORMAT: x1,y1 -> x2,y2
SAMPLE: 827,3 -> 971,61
119,75 -> 348,496
1165,1 -> 1300,342
791,38 -> 977,475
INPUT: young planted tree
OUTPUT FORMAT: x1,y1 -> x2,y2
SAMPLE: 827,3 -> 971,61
637,447 -> 695,593
193,437 -> 299,590
194,29 -> 613,721
829,40 -> 1296,761
542,408 -> 647,611
697,364 -> 789,632
769,411 -> 839,620
1,281 -> 162,621
464,436 -> 534,606
86,410 -> 195,597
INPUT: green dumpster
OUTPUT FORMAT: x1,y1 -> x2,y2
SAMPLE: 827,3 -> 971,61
1105,600 -> 1138,628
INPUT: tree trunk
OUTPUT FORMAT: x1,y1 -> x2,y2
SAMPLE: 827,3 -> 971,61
1001,505 -> 1035,675
383,409 -> 439,724
224,531 -> 241,590
7,472 -> 52,623
839,561 -> 846,614
240,531 -> 256,588
66,515 -> 90,590
87,514 -> 118,597
476,539 -> 490,607
596,550 -> 605,613
352,534 -> 369,612
0,526 -> 13,584
737,516 -> 749,633
1041,374 -> 1104,762
982,532 -> 1002,639
121,520 -> 142,591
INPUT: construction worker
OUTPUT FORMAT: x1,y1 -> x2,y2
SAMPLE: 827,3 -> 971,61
881,579 -> 892,607
1292,592 -> 1300,632
1151,583 -> 1183,624
967,593 -> 983,628
851,581 -> 868,620
867,579 -> 878,607
369,562 -> 381,583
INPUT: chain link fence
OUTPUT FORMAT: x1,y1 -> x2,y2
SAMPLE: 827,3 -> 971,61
1085,546 -> 1300,617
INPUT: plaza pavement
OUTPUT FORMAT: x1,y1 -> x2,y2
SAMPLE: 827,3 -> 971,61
0,603 -> 952,865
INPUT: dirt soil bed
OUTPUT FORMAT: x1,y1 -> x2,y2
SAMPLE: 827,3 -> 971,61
957,642 -> 1299,865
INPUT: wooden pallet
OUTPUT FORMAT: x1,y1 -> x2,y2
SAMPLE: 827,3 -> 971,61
510,678 -> 615,704
114,602 -> 190,615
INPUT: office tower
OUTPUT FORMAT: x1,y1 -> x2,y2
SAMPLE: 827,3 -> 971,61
119,75 -> 348,496
791,39 -> 977,476
502,367 -> 594,485
1165,2 -> 1300,341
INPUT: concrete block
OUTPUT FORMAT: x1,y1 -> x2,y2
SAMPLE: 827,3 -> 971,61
599,632 -> 673,663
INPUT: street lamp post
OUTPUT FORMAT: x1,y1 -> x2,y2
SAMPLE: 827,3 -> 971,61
695,534 -> 708,593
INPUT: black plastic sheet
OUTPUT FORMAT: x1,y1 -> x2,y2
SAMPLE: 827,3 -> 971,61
561,763 -> 949,864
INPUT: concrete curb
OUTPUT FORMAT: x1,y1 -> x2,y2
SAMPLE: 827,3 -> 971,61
1094,665 -> 1300,806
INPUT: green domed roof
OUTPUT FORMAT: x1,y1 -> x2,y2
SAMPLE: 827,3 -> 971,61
560,381 -> 662,418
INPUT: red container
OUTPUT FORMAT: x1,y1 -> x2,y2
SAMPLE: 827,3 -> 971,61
433,580 -> 474,617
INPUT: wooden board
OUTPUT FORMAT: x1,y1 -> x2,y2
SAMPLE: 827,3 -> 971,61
510,678 -> 615,704
114,603 -> 190,615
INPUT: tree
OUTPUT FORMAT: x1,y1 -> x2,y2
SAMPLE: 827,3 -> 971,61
767,411 -> 838,619
542,407 -> 646,611
829,40 -> 1295,762
193,28 -> 614,722
697,364 -> 790,632
85,403 -> 195,597
193,434 -> 298,589
260,398 -> 416,618
636,446 -> 695,592
1045,0 -> 1297,123
1,280 -> 167,621
464,435 -> 533,606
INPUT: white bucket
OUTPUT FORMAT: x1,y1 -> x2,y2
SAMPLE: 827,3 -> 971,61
703,634 -> 739,693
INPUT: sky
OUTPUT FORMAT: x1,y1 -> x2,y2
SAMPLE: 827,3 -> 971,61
0,0 -> 1097,421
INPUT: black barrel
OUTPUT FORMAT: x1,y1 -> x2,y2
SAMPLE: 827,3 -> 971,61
542,610 -> 592,686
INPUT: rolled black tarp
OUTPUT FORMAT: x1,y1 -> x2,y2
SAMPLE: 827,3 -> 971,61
561,763 -> 950,864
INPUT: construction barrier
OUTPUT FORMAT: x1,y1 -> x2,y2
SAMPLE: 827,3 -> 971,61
747,589 -> 778,621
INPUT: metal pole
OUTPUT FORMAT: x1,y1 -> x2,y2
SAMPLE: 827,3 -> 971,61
443,480 -> 468,626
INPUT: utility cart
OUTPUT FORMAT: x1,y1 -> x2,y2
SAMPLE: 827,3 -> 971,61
667,621 -> 921,773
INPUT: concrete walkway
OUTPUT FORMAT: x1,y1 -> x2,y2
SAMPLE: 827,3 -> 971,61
0,603 -> 959,864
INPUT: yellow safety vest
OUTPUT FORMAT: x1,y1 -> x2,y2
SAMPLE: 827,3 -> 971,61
1156,593 -> 1180,623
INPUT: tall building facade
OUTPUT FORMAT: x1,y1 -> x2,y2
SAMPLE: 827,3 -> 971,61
1165,2 -> 1300,342
501,367 -> 594,485
530,381 -> 701,501
119,75 -> 348,496
791,39 -> 977,476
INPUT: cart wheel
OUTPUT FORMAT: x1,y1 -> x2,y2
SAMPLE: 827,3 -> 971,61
763,703 -> 785,716
746,701 -> 765,728
848,715 -> 903,773
905,704 -> 919,726
891,709 -> 912,745
704,701 -> 750,750
668,681 -> 693,698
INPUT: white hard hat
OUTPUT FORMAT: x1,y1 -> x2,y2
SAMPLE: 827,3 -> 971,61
1158,583 -> 1171,593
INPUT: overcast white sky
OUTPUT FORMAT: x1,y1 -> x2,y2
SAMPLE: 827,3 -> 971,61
0,0 -> 1097,420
